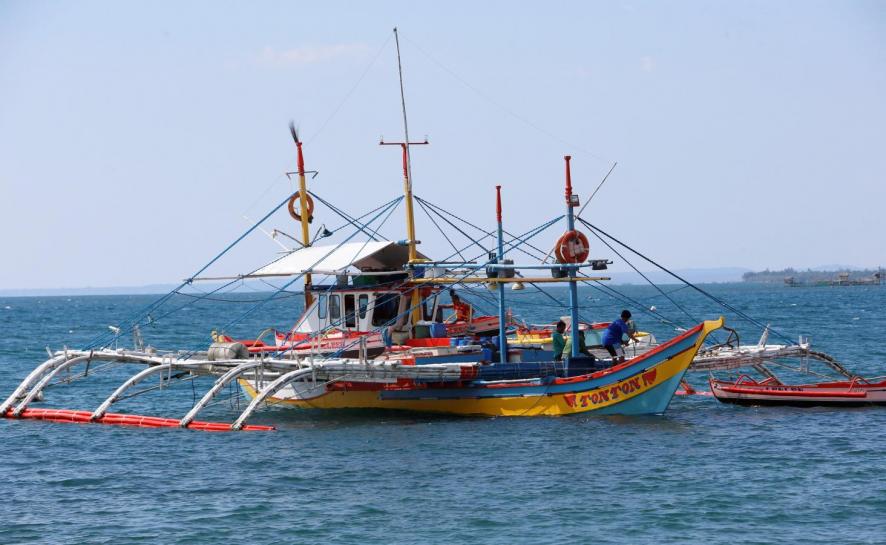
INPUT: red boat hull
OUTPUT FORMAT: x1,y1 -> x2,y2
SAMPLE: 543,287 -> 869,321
710,376 -> 886,407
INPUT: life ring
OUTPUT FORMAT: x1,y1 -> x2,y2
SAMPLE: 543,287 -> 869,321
287,191 -> 314,223
555,230 -> 590,263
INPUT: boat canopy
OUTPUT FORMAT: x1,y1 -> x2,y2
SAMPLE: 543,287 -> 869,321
195,241 -> 429,281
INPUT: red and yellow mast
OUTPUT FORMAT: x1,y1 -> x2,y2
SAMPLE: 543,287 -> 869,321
289,122 -> 314,308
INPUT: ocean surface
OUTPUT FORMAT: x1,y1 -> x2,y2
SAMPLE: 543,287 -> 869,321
1,283 -> 884,544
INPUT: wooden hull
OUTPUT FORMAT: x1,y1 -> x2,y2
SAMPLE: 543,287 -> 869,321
239,318 -> 724,417
710,377 -> 886,407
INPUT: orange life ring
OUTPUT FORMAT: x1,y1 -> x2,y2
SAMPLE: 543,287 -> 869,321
288,191 -> 314,223
555,230 -> 590,263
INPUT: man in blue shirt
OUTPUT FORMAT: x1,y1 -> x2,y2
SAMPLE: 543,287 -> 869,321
602,310 -> 639,362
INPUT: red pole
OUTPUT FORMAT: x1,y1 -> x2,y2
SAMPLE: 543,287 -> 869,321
296,141 -> 305,175
401,144 -> 409,180
495,185 -> 502,223
564,155 -> 573,207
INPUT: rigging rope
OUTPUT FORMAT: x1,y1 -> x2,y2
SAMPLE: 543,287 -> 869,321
415,197 -> 467,261
210,198 -> 403,354
83,190 -> 300,350
578,218 -> 795,344
584,222 -> 701,326
305,33 -> 395,145
310,191 -> 402,241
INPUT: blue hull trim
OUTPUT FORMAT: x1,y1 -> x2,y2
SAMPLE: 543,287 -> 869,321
593,371 -> 686,415
380,331 -> 700,402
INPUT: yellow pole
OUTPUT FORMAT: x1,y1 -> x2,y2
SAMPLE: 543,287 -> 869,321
382,139 -> 428,329
390,29 -> 428,330
290,123 -> 313,308
401,144 -> 422,326
401,144 -> 418,263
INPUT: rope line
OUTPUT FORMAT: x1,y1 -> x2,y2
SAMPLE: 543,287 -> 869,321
579,218 -> 795,344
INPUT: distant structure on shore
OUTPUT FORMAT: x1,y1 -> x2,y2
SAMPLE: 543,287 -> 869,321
743,268 -> 882,287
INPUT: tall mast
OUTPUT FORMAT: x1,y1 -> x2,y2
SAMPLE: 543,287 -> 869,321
381,27 -> 427,329
393,27 -> 419,263
289,122 -> 313,309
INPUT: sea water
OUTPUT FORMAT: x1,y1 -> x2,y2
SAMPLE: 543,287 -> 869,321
1,283 -> 884,544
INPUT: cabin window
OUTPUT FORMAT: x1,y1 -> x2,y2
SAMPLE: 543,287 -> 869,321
422,292 -> 439,321
344,294 -> 356,328
358,294 -> 369,319
371,293 -> 400,327
318,294 -> 327,319
329,294 -> 341,322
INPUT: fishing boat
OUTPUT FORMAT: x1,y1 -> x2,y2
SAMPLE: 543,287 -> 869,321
698,328 -> 886,406
709,376 -> 886,407
0,30 -> 725,431
223,145 -> 723,419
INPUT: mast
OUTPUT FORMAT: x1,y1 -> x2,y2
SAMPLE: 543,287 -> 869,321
381,27 -> 427,329
393,27 -> 419,264
495,185 -> 508,364
565,156 -> 580,358
289,122 -> 313,308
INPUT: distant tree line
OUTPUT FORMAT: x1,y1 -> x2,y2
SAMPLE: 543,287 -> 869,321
742,268 -> 882,284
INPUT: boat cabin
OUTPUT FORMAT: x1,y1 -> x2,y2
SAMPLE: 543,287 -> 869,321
247,240 -> 440,335
296,285 -> 441,334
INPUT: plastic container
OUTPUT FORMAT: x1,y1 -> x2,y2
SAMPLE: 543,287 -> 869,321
429,322 -> 447,338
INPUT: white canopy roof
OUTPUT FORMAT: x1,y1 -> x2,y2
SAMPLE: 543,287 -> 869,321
249,241 -> 427,277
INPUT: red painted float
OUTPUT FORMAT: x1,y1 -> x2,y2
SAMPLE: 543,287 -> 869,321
3,407 -> 274,432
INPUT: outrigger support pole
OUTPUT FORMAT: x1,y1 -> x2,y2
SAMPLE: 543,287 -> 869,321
231,368 -> 314,430
11,355 -> 94,416
565,156 -> 581,359
90,362 -> 206,422
0,353 -> 70,415
179,360 -> 265,428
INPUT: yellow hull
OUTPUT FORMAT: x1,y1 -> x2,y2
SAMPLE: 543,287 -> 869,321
240,318 -> 722,417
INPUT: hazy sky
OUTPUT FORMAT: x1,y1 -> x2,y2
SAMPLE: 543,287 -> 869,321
2,1 -> 884,289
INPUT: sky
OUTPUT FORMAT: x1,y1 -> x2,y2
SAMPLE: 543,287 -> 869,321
1,1 -> 885,290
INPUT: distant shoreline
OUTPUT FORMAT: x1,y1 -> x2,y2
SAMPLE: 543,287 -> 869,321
743,267 -> 883,284
4,266 -> 884,297
0,267 -> 751,298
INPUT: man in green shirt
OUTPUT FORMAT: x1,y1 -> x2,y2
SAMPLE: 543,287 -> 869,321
564,329 -> 593,358
552,320 -> 567,361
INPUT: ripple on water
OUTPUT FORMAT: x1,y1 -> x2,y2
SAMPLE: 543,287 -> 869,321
1,287 -> 886,544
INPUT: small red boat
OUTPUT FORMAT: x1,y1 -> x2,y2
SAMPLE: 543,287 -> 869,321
710,375 -> 886,407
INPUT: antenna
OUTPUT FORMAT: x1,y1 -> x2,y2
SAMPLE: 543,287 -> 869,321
577,161 -> 617,218
393,27 -> 414,192
383,27 -> 428,264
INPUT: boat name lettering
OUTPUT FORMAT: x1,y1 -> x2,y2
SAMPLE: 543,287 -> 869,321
564,369 -> 658,408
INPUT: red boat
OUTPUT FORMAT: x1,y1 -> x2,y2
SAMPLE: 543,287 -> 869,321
710,375 -> 886,407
